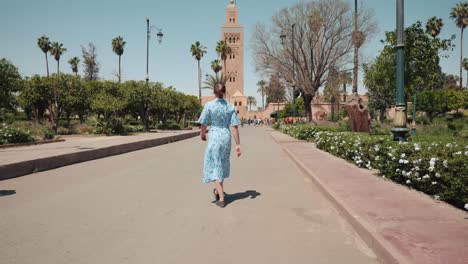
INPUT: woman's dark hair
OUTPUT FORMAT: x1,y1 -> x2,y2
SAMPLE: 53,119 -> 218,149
213,83 -> 226,98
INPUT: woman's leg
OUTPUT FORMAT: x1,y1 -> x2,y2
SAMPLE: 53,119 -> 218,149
214,180 -> 225,202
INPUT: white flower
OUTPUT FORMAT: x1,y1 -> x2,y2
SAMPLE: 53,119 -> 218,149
435,172 -> 441,178
414,144 -> 420,151
465,151 -> 468,156
446,143 -> 453,148
453,151 -> 462,155
404,160 -> 409,164
443,160 -> 448,168
416,177 -> 421,181
406,180 -> 411,184
415,172 -> 420,177
375,156 -> 380,161
422,174 -> 430,179
432,181 -> 437,185
465,204 -> 468,210
434,195 -> 440,200
401,153 -> 406,158
399,159 -> 404,164
374,146 -> 380,152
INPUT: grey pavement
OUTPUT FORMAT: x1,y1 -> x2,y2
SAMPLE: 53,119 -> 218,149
0,126 -> 379,264
0,131 -> 192,165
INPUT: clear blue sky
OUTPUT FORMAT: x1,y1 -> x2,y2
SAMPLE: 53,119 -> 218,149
1,0 -> 466,104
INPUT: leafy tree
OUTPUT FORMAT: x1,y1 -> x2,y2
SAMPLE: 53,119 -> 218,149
112,36 -> 126,82
279,98 -> 305,118
417,90 -> 466,121
256,80 -> 267,110
90,81 -> 127,134
246,96 -> 257,111
339,71 -> 352,103
68,57 -> 80,76
450,2 -> 468,90
37,36 -> 51,76
266,75 -> 285,104
0,58 -> 22,121
442,74 -> 460,90
81,43 -> 100,81
125,80 -> 161,129
49,42 -> 66,74
190,41 -> 207,103
18,75 -> 49,122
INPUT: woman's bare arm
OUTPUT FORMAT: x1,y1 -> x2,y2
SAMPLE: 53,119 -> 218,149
231,126 -> 241,157
201,125 -> 207,141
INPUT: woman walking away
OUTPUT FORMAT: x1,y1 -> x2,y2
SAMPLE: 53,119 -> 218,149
198,83 -> 241,208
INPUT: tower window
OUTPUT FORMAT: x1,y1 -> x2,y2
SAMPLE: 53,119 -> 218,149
234,101 -> 238,106
233,19 -> 236,23
239,101 -> 242,106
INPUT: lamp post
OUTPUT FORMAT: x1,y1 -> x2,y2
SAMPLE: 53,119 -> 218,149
280,23 -> 296,119
146,17 -> 163,83
390,0 -> 409,141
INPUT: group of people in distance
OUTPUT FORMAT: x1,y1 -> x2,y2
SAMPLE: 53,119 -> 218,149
243,118 -> 271,127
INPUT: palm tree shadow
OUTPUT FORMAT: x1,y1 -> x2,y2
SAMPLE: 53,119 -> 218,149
0,190 -> 16,197
226,190 -> 261,206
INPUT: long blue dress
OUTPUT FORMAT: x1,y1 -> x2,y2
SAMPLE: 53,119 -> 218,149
198,98 -> 241,183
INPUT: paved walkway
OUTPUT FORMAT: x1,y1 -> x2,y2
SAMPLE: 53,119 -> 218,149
0,131 -> 191,165
0,126 -> 378,264
272,131 -> 468,264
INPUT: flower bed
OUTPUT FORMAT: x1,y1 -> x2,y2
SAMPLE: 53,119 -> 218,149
278,125 -> 468,210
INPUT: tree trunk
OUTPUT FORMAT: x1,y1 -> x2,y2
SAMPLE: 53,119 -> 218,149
45,52 -> 49,77
198,59 -> 201,104
303,94 -> 313,122
79,112 -> 84,124
118,55 -> 122,82
352,0 -> 358,95
57,59 -> 60,74
460,28 -> 463,90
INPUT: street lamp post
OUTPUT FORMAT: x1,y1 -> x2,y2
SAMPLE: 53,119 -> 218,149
280,23 -> 296,120
391,0 -> 409,141
146,17 -> 164,83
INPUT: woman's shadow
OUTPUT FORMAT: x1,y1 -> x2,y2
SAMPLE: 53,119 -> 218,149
225,190 -> 261,206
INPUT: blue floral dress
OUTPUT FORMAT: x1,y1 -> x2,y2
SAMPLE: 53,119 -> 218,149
198,98 -> 241,183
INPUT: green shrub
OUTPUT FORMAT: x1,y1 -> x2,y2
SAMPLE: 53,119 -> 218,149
0,126 -> 35,144
277,124 -> 468,209
157,121 -> 182,130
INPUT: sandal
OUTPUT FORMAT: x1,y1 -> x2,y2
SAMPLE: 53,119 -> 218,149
213,189 -> 219,201
215,200 -> 226,208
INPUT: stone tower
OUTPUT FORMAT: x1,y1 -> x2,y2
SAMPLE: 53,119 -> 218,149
221,0 -> 247,117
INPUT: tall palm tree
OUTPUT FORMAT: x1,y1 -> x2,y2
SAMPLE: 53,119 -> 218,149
426,16 -> 444,38
450,2 -> 468,90
256,80 -> 267,110
211,59 -> 222,78
112,36 -> 126,82
49,42 -> 66,74
464,57 -> 468,88
247,96 -> 257,112
339,71 -> 352,104
37,35 -> 51,76
351,0 -> 366,95
190,41 -> 207,103
215,40 -> 232,79
203,74 -> 226,91
68,57 -> 80,76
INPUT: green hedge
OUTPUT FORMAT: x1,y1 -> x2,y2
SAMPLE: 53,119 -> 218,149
278,125 -> 468,210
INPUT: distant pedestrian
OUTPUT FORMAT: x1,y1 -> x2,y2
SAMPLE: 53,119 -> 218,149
198,83 -> 242,208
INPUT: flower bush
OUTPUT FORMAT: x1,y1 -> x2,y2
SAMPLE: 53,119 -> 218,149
0,126 -> 35,145
278,125 -> 468,210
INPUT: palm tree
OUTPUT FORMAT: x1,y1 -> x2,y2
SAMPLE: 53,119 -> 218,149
211,59 -> 222,78
112,36 -> 126,82
426,16 -> 444,38
49,42 -> 67,74
37,35 -> 51,76
256,80 -> 267,110
68,57 -> 80,76
247,96 -> 257,112
215,40 -> 232,79
203,74 -> 226,90
190,41 -> 207,104
450,2 -> 468,90
464,58 -> 468,88
339,71 -> 352,104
